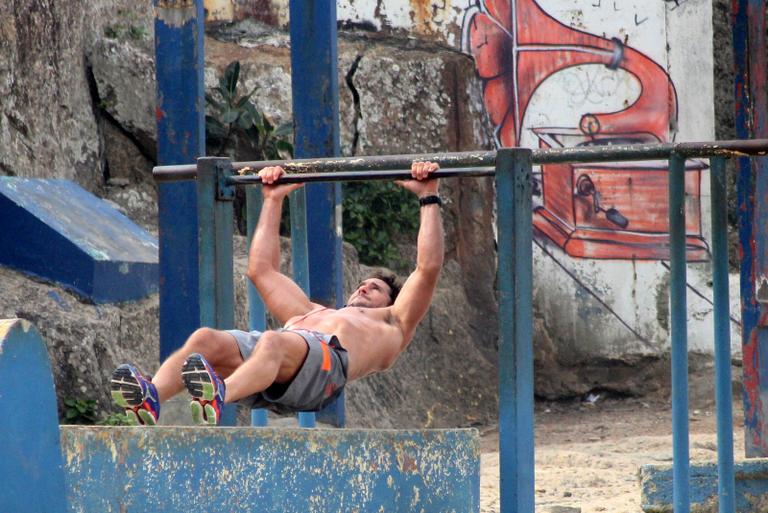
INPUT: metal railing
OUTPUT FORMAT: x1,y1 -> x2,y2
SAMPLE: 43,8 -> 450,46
154,138 -> 768,513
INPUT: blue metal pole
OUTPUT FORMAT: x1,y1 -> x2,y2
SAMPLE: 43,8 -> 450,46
495,148 -> 534,513
290,188 -> 316,428
668,152 -> 690,513
710,156 -> 736,513
288,0 -> 343,305
289,0 -> 343,428
246,188 -> 269,427
154,0 -> 205,361
196,158 -> 237,426
733,0 -> 768,457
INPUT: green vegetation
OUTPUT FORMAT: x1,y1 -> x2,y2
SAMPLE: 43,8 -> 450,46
62,397 -> 98,424
343,182 -> 419,267
103,9 -> 148,41
62,397 -> 134,426
103,24 -> 148,41
98,412 -> 133,426
205,61 -> 293,161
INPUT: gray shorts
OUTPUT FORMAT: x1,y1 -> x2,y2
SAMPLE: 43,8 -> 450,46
225,328 -> 348,413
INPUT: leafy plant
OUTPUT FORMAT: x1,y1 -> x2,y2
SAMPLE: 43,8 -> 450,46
205,61 -> 294,235
62,397 -> 98,424
98,412 -> 134,426
342,182 -> 419,267
205,61 -> 293,161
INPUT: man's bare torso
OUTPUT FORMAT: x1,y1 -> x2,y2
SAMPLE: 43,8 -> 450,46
285,307 -> 405,381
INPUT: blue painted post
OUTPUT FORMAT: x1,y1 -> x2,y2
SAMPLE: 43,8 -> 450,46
1,319 -> 67,513
733,0 -> 768,457
495,148 -> 534,513
289,0 -> 344,428
154,0 -> 206,361
197,157 -> 237,426
290,188 -> 316,429
668,152 -> 690,513
710,156 -> 736,513
246,188 -> 269,427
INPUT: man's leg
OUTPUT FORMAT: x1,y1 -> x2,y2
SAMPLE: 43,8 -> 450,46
222,330 -> 309,403
111,328 -> 243,424
152,327 -> 244,401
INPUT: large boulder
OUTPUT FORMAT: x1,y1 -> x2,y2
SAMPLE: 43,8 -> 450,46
0,0 -> 154,191
0,265 -> 158,414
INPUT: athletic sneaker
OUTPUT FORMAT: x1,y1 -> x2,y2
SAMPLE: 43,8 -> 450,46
181,353 -> 226,426
110,364 -> 161,426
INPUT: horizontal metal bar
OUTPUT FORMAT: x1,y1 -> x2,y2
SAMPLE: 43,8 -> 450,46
152,138 -> 768,182
535,138 -> 768,164
225,167 -> 495,186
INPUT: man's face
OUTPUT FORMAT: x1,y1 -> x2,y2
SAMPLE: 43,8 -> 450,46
346,278 -> 393,308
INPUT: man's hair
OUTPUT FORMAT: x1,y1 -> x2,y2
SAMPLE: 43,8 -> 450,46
367,270 -> 401,306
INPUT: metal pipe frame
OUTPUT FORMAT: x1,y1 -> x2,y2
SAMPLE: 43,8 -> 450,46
187,142 -> 767,512
668,153 -> 690,513
152,139 -> 768,183
496,149 -> 534,513
710,157 -> 736,513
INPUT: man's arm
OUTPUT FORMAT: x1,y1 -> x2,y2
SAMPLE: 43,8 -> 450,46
246,166 -> 320,325
391,162 -> 444,346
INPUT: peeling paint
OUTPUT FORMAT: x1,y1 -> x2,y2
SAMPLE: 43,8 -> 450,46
156,1 -> 197,27
61,427 -> 479,512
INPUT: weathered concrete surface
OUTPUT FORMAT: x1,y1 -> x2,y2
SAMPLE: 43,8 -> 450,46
62,426 -> 480,513
205,0 -> 467,47
640,459 -> 768,513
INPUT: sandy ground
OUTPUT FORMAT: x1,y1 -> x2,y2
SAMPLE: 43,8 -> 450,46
478,384 -> 746,513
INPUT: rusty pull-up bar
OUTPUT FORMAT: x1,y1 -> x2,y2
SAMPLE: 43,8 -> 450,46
152,138 -> 768,183
224,167 -> 496,186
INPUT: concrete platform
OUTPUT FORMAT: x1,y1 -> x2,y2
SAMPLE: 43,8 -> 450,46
641,460 -> 768,512
0,178 -> 158,303
62,426 -> 480,513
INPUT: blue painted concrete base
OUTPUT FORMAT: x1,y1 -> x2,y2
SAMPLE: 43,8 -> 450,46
641,460 -> 768,512
62,426 -> 480,513
0,319 -> 67,513
0,178 -> 158,303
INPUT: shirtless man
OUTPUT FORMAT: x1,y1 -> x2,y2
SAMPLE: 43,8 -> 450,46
110,161 -> 443,425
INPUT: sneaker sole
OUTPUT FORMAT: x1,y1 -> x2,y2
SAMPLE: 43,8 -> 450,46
137,408 -> 158,426
110,366 -> 144,408
181,356 -> 217,401
189,400 -> 218,426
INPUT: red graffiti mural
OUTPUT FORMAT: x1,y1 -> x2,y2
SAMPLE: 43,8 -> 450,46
464,0 -> 708,260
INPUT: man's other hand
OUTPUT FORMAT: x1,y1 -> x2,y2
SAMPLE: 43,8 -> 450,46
395,161 -> 440,197
259,166 -> 303,199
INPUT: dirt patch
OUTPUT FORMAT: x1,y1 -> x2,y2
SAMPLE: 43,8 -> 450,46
479,367 -> 746,513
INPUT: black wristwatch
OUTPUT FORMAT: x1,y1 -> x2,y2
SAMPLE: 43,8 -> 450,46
418,195 -> 442,207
